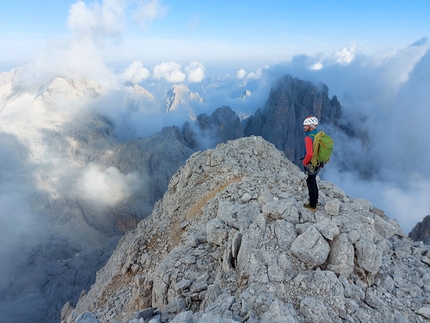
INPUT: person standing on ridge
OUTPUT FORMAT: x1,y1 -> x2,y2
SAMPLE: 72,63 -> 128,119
302,116 -> 320,211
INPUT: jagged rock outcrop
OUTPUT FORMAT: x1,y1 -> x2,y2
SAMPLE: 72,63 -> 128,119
129,83 -> 156,101
182,106 -> 244,151
244,74 -> 342,165
195,106 -> 244,147
410,215 -> 430,245
165,84 -> 204,114
64,137 -> 430,323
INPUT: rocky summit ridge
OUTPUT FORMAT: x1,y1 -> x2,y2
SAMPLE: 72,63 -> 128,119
63,136 -> 430,323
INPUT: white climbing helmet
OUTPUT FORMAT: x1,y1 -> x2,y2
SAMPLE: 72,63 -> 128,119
303,116 -> 318,127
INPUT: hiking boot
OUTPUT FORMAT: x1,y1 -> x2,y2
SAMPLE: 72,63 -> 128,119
306,200 -> 319,206
303,203 -> 317,211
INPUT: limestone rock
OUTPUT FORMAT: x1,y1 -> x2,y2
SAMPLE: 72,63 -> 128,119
355,240 -> 382,274
58,137 -> 430,323
260,299 -> 297,323
417,306 -> 430,319
291,226 -> 331,268
299,297 -> 332,323
327,233 -> 355,276
325,199 -> 341,216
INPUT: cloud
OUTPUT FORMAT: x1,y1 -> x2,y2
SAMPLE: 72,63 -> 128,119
0,133 -> 47,290
16,38 -> 117,88
152,61 -> 186,82
311,62 -> 323,70
381,180 -> 430,232
68,0 -> 126,43
235,66 -> 268,80
132,0 -> 168,25
410,36 -> 428,47
185,61 -> 205,83
121,61 -> 151,83
17,0 -> 171,88
331,44 -> 357,65
236,69 -> 246,79
73,164 -> 141,206
247,66 -> 268,79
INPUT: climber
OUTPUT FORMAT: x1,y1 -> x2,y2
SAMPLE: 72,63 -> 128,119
302,116 -> 320,211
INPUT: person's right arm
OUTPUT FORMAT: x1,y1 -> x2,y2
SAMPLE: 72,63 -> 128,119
302,136 -> 313,165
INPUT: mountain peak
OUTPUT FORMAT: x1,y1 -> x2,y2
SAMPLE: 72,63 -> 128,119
165,84 -> 204,114
63,136 -> 430,323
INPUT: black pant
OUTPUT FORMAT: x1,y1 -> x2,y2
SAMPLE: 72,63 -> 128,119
306,173 -> 318,207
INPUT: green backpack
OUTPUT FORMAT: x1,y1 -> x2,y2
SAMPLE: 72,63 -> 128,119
309,131 -> 334,167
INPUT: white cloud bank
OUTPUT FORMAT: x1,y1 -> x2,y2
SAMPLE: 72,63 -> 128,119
68,0 -> 168,42
68,0 -> 125,43
152,61 -> 186,82
185,61 -> 205,83
74,164 -> 141,206
306,40 -> 430,233
121,61 -> 151,83
236,66 -> 268,80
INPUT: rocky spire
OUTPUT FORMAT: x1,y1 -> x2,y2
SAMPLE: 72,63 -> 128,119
244,75 -> 342,166
63,136 -> 430,323
409,215 -> 430,245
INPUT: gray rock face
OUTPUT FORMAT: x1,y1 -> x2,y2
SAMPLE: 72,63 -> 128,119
63,136 -> 430,323
409,215 -> 430,245
106,125 -> 196,227
196,106 -> 244,149
182,106 -> 244,152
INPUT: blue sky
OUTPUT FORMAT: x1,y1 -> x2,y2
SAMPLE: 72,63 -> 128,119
1,0 -> 429,73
